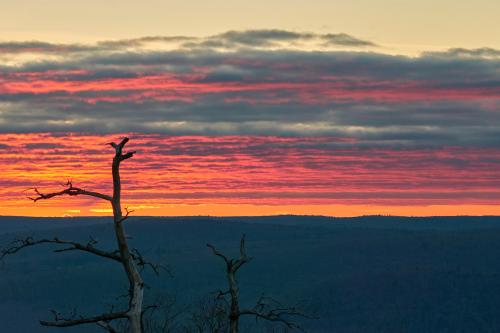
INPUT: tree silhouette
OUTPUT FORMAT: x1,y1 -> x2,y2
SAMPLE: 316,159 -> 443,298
1,137 -> 154,333
207,235 -> 308,333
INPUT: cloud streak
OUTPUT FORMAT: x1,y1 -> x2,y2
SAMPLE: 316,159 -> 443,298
1,134 -> 500,216
0,30 -> 375,55
0,30 -> 498,147
1,31 -> 499,216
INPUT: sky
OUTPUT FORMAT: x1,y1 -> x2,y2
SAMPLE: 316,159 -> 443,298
0,1 -> 499,217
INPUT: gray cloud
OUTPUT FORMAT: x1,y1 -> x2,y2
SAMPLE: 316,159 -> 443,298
0,35 -> 498,148
322,33 -> 376,46
180,30 -> 376,50
213,29 -> 315,46
0,29 -> 376,55
22,143 -> 67,149
0,41 -> 96,54
424,47 -> 500,59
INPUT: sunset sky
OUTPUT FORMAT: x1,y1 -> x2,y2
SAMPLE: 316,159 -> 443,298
1,1 -> 499,217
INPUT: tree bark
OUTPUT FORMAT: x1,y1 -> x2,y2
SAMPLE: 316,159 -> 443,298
111,138 -> 144,333
228,269 -> 239,333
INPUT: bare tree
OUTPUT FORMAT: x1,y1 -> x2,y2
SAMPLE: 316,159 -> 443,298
207,235 -> 308,333
187,295 -> 228,333
1,137 -> 151,333
141,294 -> 186,333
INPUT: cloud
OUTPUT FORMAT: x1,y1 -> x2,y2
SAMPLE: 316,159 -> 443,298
0,33 -> 498,147
0,41 -> 96,54
2,134 -> 500,209
210,29 -> 315,46
23,142 -> 67,149
424,47 -> 500,59
97,35 -> 196,48
180,30 -> 375,50
322,33 -> 376,46
0,29 -> 376,56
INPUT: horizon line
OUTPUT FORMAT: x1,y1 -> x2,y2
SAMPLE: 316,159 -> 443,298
2,214 -> 499,219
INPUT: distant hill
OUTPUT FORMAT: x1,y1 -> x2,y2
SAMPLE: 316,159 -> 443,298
1,215 -> 500,332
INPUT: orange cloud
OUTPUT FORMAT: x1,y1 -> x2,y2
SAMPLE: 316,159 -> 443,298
1,134 -> 500,217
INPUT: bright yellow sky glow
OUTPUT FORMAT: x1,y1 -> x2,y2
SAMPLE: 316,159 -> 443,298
1,0 -> 499,55
4,203 -> 500,218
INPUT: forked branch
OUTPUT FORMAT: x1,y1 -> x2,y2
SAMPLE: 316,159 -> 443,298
1,236 -> 163,276
130,247 -> 170,276
109,137 -> 136,161
207,234 -> 252,273
96,320 -> 119,333
239,296 -> 311,331
117,207 -> 134,224
28,180 -> 112,202
0,236 -> 121,262
39,309 -> 127,328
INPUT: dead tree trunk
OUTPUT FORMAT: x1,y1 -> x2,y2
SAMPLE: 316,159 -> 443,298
207,235 -> 308,333
227,269 -> 240,333
1,137 -> 148,333
111,138 -> 144,333
207,235 -> 250,333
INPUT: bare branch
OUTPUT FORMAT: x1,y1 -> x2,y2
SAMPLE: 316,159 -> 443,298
117,207 -> 134,224
239,308 -> 306,331
109,137 -> 128,153
239,234 -> 247,258
233,235 -> 252,272
214,289 -> 231,299
239,296 -> 312,331
39,309 -> 127,328
109,137 -> 136,161
96,320 -> 119,333
207,243 -> 230,265
1,236 -> 121,262
212,289 -> 232,308
130,248 -> 171,277
28,181 -> 112,202
119,151 -> 136,161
